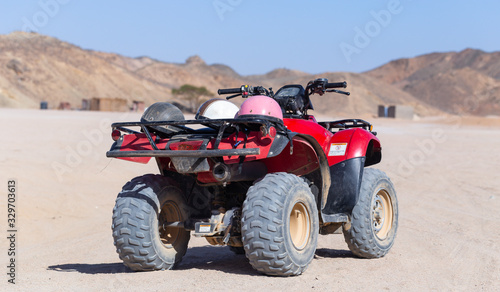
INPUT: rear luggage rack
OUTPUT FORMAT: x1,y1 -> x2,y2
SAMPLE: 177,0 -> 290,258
108,148 -> 260,158
106,116 -> 287,159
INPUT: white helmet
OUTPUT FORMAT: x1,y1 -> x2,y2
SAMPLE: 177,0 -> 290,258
195,98 -> 239,119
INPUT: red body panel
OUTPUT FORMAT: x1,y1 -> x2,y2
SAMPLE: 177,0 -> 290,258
283,117 -> 380,166
117,134 -> 167,164
213,131 -> 273,164
264,138 -> 320,176
345,128 -> 380,160
283,118 -> 333,154
114,131 -> 273,165
114,117 -> 380,173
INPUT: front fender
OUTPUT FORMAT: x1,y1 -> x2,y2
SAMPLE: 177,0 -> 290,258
321,129 -> 381,222
327,128 -> 381,166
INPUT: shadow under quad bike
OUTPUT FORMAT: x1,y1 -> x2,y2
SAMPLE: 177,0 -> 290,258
106,78 -> 398,276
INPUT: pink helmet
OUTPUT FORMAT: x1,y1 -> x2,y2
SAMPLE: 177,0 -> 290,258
237,95 -> 283,119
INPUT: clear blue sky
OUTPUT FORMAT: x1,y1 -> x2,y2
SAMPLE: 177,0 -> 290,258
1,0 -> 499,75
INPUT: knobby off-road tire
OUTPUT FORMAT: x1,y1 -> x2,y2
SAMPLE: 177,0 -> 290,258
343,168 -> 398,258
241,173 -> 319,276
112,174 -> 190,271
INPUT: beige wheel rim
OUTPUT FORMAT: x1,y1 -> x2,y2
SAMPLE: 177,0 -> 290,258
372,189 -> 393,240
289,201 -> 311,250
159,201 -> 181,246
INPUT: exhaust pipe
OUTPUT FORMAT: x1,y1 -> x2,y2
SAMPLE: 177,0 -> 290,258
213,163 -> 231,182
212,162 -> 267,182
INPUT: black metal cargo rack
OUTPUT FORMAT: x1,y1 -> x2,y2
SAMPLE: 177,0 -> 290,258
106,116 -> 289,159
319,119 -> 373,132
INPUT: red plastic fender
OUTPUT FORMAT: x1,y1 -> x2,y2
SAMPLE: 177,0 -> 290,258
283,118 -> 333,154
327,128 -> 381,166
112,133 -> 168,164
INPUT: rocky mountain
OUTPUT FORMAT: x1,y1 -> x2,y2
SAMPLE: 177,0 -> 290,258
0,31 -> 467,117
0,32 -> 164,108
0,32 -> 249,110
364,49 -> 500,116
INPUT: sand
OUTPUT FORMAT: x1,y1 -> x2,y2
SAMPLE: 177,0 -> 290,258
1,108 -> 499,291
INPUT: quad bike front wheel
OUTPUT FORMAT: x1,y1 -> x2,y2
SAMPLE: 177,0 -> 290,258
343,168 -> 398,258
241,173 -> 319,276
112,174 -> 190,270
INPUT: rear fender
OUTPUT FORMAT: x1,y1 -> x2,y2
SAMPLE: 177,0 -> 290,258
110,133 -> 168,164
218,131 -> 275,164
108,129 -> 276,166
263,134 -> 331,214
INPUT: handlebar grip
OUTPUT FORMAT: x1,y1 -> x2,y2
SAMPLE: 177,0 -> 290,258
218,88 -> 241,95
325,81 -> 347,89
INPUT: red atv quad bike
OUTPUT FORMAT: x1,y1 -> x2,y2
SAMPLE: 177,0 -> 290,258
107,78 -> 398,276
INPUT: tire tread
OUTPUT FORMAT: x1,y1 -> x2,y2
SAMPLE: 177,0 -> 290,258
343,168 -> 398,258
112,174 -> 189,271
242,172 -> 318,276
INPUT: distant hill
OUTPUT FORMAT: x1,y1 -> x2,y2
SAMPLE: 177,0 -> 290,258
364,49 -> 500,116
0,32 -> 447,117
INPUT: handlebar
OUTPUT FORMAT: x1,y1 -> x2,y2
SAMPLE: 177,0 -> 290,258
218,85 -> 272,100
217,87 -> 241,95
217,79 -> 349,101
326,82 -> 347,89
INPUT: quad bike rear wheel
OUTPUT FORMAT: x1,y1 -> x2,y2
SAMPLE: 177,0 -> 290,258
112,174 -> 190,270
241,173 -> 319,276
343,168 -> 398,258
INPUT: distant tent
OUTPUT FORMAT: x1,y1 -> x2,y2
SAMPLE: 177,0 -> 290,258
58,102 -> 71,110
132,100 -> 145,112
378,105 -> 413,119
388,105 -> 413,119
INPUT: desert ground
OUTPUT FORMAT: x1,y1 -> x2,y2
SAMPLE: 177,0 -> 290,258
1,108 -> 499,291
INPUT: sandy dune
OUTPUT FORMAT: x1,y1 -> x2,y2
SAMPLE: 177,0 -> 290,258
1,109 -> 499,291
